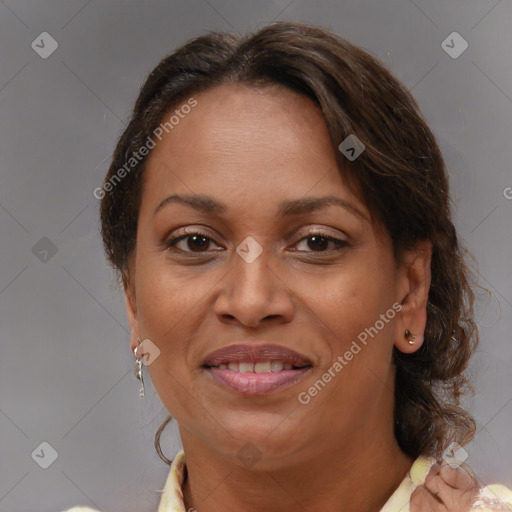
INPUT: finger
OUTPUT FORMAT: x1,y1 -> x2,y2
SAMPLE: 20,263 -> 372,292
438,461 -> 478,491
424,463 -> 442,487
410,484 -> 445,512
424,469 -> 478,511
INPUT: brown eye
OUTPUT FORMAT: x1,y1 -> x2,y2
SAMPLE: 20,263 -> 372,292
293,234 -> 349,253
165,232 -> 222,253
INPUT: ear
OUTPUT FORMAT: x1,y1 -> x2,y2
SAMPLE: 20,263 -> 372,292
124,273 -> 141,355
394,240 -> 432,354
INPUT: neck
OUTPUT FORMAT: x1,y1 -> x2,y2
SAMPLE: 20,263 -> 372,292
180,423 -> 414,512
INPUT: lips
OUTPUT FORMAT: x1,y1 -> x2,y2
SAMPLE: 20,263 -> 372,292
202,343 -> 313,395
202,343 -> 312,368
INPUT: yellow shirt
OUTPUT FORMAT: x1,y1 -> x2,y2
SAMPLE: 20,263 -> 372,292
62,450 -> 512,512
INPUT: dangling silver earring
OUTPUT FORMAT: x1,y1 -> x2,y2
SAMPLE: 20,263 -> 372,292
404,329 -> 416,345
133,336 -> 145,398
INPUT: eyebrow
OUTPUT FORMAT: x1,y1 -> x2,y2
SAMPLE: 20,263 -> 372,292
153,193 -> 368,222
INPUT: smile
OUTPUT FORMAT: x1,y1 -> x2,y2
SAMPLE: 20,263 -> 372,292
207,361 -> 305,372
202,342 -> 313,394
204,364 -> 312,394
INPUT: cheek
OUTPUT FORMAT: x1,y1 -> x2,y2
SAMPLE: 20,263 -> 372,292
134,247 -> 208,338
133,257 -> 201,391
295,258 -> 396,342
292,256 -> 397,411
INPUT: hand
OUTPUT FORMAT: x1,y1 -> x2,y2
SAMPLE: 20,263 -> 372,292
410,460 -> 481,511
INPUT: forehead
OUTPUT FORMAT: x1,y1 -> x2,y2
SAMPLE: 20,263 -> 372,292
149,83 -> 335,162
141,83 -> 366,217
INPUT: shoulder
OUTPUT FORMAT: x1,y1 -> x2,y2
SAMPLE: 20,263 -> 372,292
473,484 -> 512,510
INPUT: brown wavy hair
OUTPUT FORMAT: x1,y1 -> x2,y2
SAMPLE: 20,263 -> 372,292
99,21 -> 478,464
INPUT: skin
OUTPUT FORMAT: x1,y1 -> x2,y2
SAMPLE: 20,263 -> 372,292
411,461 -> 483,511
124,83 -> 433,512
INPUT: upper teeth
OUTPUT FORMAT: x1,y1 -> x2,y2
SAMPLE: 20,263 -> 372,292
214,361 -> 294,372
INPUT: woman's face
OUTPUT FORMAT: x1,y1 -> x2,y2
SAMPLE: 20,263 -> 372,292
125,83 -> 430,467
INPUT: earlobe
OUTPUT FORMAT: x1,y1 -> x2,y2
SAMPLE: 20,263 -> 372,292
394,241 -> 432,354
395,316 -> 426,354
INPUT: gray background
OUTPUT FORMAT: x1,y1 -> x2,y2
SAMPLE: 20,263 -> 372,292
0,1 -> 511,511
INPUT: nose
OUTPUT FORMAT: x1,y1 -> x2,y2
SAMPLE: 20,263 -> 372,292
213,248 -> 295,328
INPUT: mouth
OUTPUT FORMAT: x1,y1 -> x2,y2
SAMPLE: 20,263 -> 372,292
204,361 -> 310,372
202,343 -> 313,395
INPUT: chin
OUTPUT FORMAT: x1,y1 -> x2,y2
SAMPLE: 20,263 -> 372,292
214,418 -> 308,462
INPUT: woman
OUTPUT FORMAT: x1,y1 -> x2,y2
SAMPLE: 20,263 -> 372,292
66,21 -> 512,512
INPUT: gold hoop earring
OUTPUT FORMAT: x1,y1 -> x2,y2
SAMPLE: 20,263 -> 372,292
155,414 -> 174,466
